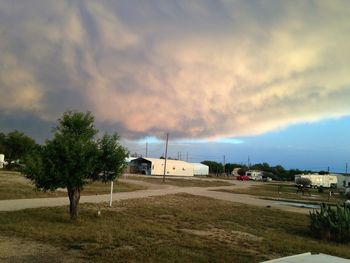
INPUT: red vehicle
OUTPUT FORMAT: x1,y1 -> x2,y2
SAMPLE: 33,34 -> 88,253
237,175 -> 249,181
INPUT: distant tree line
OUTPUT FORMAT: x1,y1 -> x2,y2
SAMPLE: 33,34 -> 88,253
201,160 -> 313,181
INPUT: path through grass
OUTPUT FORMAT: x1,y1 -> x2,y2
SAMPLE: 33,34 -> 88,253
126,176 -> 232,187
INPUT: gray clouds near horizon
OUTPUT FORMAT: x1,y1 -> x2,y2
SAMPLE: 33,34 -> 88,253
0,0 -> 350,141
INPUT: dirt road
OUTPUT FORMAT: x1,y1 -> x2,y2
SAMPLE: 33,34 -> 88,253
0,177 -> 311,214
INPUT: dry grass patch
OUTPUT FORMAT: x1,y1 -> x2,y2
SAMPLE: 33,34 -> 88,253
0,171 -> 146,200
1,193 -> 350,262
127,176 -> 232,187
0,235 -> 84,263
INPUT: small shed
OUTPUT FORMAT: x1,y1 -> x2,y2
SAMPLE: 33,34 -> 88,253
124,157 -> 138,173
130,157 -> 194,176
191,163 -> 209,176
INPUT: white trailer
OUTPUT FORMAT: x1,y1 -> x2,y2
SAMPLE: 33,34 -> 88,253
246,170 -> 263,181
294,174 -> 337,189
0,154 -> 4,169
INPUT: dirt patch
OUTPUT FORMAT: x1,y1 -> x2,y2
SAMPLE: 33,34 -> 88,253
181,228 -> 262,242
181,229 -> 213,236
180,227 -> 263,254
0,235 -> 84,263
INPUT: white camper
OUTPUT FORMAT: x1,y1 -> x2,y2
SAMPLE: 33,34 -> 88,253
294,174 -> 337,189
0,154 -> 4,169
246,170 -> 263,181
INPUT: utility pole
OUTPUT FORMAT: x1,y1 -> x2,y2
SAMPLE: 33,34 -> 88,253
163,133 -> 169,183
346,163 -> 348,175
223,155 -> 226,175
180,152 -> 182,160
186,152 -> 188,162
145,142 -> 148,157
248,156 -> 250,169
327,166 -> 330,173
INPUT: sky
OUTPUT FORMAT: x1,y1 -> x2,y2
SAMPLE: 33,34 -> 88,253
0,0 -> 349,171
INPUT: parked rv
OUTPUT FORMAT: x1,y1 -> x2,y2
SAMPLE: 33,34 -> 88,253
262,175 -> 272,182
246,170 -> 263,181
294,174 -> 337,189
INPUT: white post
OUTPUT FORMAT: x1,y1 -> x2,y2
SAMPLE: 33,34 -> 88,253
109,181 -> 114,207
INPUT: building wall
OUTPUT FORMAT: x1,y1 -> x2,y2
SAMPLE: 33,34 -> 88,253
192,163 -> 209,175
148,158 -> 194,176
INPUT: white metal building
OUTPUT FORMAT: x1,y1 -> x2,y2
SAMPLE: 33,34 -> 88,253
191,163 -> 209,176
130,157 -> 194,176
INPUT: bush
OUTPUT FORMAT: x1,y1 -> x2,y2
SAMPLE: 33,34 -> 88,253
296,177 -> 311,187
345,189 -> 350,200
309,203 -> 350,243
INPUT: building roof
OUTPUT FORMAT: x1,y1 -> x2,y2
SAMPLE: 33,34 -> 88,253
191,163 -> 209,168
125,157 -> 138,163
133,157 -> 192,166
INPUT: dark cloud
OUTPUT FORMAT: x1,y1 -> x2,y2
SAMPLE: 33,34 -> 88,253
0,0 -> 350,142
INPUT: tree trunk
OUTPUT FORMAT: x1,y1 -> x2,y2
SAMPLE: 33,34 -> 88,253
68,187 -> 81,221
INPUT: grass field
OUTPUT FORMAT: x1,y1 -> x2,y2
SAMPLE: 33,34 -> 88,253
126,176 -> 232,187
1,193 -> 349,262
0,171 -> 146,200
214,183 -> 346,205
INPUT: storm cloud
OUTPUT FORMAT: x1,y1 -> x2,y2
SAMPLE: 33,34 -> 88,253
0,0 -> 349,141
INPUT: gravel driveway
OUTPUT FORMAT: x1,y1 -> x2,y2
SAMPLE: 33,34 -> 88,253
0,178 -> 311,214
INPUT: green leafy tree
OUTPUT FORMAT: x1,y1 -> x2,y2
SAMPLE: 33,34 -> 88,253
318,170 -> 329,175
23,111 -> 128,220
96,133 -> 128,182
296,177 -> 311,187
224,163 -> 242,174
0,132 -> 5,153
237,167 -> 248,176
201,161 -> 224,174
3,130 -> 38,168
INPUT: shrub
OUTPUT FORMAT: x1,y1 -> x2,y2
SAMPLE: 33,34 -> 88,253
309,203 -> 350,243
318,186 -> 324,193
296,177 -> 311,187
345,190 -> 350,200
